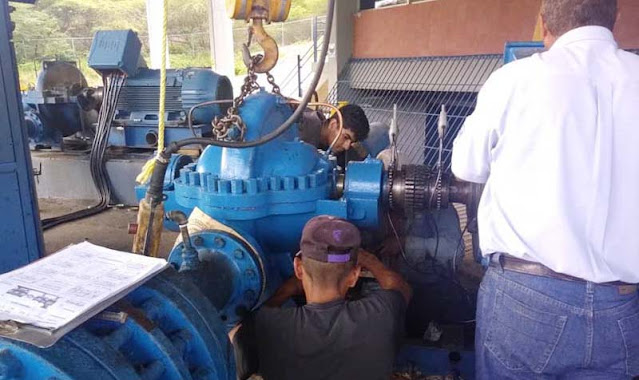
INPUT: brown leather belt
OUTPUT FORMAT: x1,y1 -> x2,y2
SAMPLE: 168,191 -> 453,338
490,254 -> 637,287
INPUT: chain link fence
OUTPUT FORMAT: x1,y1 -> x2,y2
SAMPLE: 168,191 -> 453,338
13,16 -> 325,88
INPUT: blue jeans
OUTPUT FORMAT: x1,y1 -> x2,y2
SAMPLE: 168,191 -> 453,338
476,265 -> 639,379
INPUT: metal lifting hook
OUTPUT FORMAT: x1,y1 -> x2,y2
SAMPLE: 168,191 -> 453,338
242,18 -> 279,73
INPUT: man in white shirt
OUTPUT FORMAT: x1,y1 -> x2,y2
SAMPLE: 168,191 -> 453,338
451,0 -> 639,378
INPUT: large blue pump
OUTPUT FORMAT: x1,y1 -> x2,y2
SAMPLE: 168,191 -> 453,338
138,90 -> 385,326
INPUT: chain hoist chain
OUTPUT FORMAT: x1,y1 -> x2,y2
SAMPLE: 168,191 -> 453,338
213,56 -> 262,141
212,28 -> 283,141
266,71 -> 281,95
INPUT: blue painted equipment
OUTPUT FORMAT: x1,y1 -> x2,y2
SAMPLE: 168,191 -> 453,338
2,2 -> 481,378
136,90 -> 483,328
134,90 -> 483,329
136,90 -> 386,325
0,0 -> 44,273
503,41 -> 545,64
88,30 -> 142,77
110,68 -> 232,148
0,269 -> 235,379
21,61 -> 92,150
87,30 -> 234,149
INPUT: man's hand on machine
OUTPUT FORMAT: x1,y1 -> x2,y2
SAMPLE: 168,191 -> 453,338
357,249 -> 412,304
265,276 -> 304,307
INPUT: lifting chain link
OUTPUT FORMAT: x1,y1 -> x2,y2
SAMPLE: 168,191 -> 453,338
213,56 -> 259,141
266,71 -> 281,95
212,30 -> 283,142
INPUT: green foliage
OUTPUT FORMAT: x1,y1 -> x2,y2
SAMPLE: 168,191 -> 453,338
12,0 -> 326,87
288,0 -> 326,20
170,52 -> 212,69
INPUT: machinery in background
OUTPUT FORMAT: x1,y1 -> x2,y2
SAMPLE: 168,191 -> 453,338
109,67 -> 233,148
22,61 -> 96,150
86,29 -> 234,149
23,30 -> 233,152
1,0 -> 483,377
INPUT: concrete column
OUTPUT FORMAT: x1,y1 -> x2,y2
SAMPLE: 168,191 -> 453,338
332,0 -> 358,76
208,0 -> 235,78
320,0 -> 358,100
146,0 -> 170,69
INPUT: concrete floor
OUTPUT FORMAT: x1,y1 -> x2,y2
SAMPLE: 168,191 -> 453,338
40,198 -> 179,256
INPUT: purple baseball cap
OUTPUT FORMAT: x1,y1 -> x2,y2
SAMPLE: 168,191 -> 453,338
297,215 -> 361,263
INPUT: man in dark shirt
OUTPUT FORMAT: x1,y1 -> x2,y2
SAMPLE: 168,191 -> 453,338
234,215 -> 411,380
298,104 -> 370,155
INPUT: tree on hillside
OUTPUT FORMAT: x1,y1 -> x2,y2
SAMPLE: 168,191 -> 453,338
289,0 -> 326,20
34,0 -> 147,36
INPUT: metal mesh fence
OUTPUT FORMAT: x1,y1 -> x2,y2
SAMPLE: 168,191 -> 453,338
327,55 -> 503,167
13,16 -> 325,88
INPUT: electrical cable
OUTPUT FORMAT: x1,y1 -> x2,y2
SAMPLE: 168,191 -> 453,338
430,214 -> 440,271
387,211 -> 475,319
41,73 -> 125,230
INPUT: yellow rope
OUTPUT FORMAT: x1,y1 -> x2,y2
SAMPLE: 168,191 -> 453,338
136,0 -> 169,184
532,9 -> 544,41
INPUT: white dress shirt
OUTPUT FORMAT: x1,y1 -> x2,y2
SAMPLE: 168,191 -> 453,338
451,26 -> 639,283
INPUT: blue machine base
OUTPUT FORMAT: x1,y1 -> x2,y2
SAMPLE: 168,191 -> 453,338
109,125 -> 212,149
395,343 -> 475,379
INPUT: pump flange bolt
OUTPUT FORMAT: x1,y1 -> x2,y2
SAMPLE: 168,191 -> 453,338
193,236 -> 204,247
234,249 -> 244,259
214,237 -> 226,248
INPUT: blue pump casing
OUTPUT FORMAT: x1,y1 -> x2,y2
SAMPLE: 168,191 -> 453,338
138,91 -> 385,326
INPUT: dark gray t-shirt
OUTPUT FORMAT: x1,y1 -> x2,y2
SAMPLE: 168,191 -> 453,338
242,290 -> 405,380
